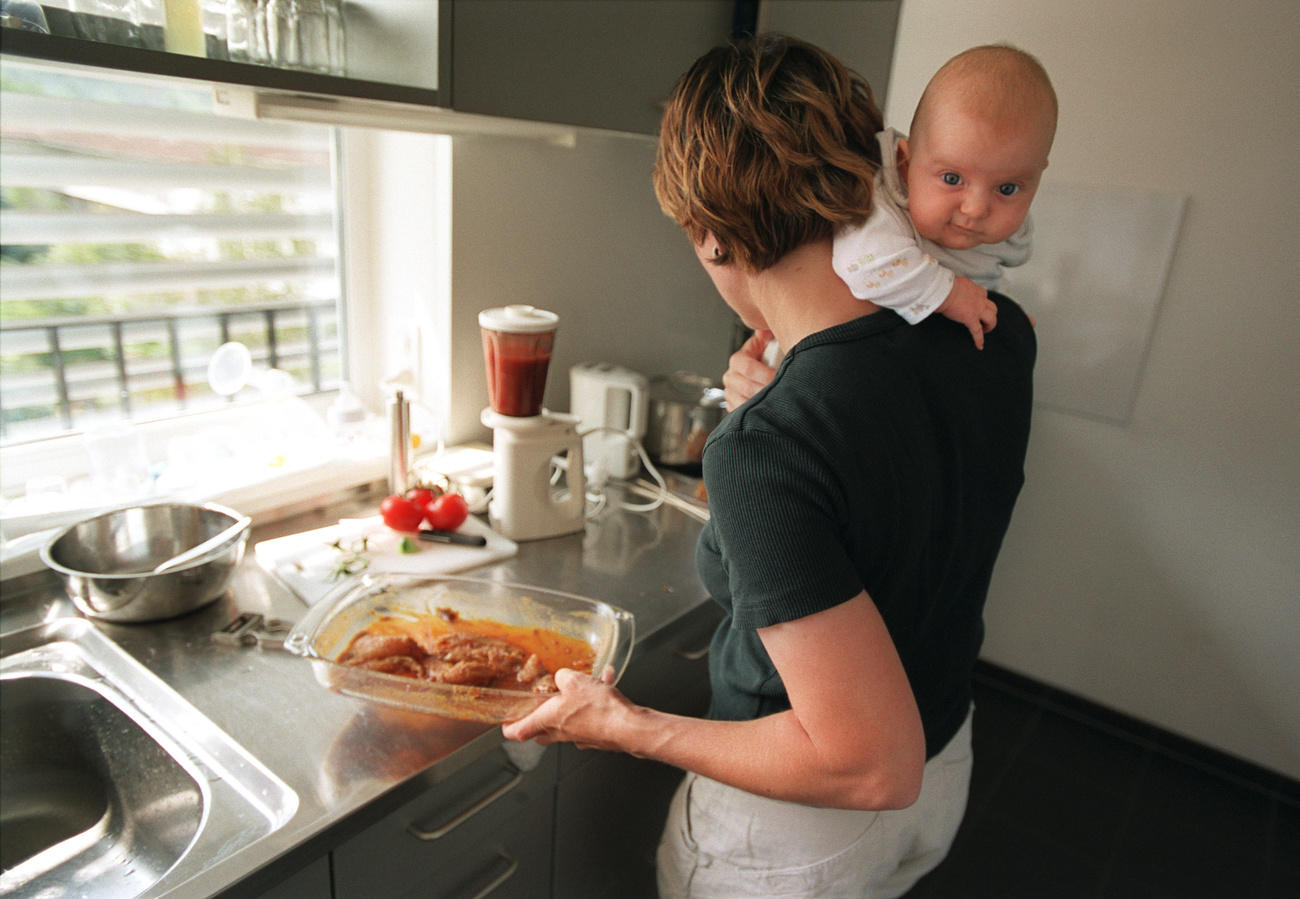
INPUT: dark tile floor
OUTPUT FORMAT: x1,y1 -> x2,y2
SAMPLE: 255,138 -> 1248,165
907,662 -> 1300,899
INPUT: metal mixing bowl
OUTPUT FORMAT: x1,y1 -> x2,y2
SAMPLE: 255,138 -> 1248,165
39,502 -> 251,623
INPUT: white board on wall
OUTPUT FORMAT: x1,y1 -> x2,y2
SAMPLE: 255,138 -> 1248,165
1000,182 -> 1187,424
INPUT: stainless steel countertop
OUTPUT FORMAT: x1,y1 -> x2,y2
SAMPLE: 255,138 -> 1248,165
0,479 -> 710,897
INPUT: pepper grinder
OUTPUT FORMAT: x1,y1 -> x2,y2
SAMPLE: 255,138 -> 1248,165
388,388 -> 410,495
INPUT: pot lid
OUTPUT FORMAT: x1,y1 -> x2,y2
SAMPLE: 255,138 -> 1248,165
478,304 -> 559,334
650,372 -> 726,408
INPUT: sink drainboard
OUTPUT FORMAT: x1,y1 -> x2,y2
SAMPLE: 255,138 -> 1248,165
0,617 -> 297,897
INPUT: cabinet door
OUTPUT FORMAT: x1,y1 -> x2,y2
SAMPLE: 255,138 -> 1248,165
553,601 -> 722,897
448,0 -> 734,133
253,855 -> 332,898
555,753 -> 687,899
333,745 -> 556,899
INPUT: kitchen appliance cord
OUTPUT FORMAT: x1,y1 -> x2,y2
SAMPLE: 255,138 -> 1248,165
536,426 -> 668,516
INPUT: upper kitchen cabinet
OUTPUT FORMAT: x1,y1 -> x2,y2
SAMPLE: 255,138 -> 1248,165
1,2 -> 895,133
0,0 -> 446,106
1,1 -> 734,132
444,0 -> 736,134
759,0 -> 900,106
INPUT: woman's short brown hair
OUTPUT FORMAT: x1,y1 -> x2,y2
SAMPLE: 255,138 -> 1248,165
653,34 -> 883,272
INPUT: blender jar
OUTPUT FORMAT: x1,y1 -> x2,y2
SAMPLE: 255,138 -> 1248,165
479,305 -> 559,418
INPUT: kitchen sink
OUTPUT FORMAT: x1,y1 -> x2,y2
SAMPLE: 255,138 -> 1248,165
0,616 -> 297,897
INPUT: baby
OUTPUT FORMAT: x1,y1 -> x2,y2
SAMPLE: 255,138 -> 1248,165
832,44 -> 1057,349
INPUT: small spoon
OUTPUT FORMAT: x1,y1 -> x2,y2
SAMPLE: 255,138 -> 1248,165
153,515 -> 251,573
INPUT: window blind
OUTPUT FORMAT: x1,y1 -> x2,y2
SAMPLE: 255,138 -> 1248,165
0,59 -> 343,446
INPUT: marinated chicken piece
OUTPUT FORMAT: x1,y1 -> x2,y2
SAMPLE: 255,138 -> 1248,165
339,619 -> 566,693
358,655 -> 424,677
429,632 -> 527,667
516,653 -> 545,685
341,633 -> 422,665
424,658 -> 501,686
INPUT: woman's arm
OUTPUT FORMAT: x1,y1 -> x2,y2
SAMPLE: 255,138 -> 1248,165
501,591 -> 925,810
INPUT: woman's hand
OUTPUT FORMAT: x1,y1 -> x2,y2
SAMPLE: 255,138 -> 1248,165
501,667 -> 633,751
722,329 -> 778,410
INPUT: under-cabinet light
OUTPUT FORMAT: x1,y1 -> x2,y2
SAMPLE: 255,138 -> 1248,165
212,86 -> 579,148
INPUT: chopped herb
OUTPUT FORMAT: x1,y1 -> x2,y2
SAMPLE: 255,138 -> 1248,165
328,536 -> 371,580
398,536 -> 420,554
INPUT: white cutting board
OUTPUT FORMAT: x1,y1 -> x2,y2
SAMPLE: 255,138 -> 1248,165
255,515 -> 518,606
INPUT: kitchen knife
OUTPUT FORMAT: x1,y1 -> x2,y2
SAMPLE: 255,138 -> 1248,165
418,529 -> 487,547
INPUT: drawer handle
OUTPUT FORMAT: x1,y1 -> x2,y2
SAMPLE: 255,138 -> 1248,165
462,850 -> 518,899
406,766 -> 524,841
674,643 -> 710,662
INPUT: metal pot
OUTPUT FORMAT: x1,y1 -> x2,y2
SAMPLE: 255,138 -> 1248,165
40,501 -> 251,623
644,372 -> 727,471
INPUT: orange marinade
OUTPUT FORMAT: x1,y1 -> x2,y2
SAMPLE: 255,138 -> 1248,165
347,609 -> 595,678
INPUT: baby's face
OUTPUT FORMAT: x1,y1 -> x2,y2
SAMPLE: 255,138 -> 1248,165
901,106 -> 1052,250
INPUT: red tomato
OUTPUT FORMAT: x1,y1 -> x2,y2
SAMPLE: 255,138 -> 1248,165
380,494 -> 425,532
405,487 -> 437,508
424,492 -> 469,531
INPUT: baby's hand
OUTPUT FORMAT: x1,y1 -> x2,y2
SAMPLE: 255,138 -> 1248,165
938,277 -> 997,349
722,329 -> 777,411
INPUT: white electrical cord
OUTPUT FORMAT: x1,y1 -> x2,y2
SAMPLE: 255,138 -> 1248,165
544,426 -> 669,518
474,425 -> 671,523
576,425 -> 669,515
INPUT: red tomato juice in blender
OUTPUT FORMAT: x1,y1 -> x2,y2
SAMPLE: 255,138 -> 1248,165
479,305 -> 559,418
484,345 -> 551,417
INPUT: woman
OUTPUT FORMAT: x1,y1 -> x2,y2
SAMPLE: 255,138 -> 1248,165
504,35 -> 1036,897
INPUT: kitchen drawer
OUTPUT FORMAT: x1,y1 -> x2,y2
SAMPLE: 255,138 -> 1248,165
333,745 -> 556,899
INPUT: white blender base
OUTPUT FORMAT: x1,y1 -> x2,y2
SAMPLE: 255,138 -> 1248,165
483,408 -> 586,541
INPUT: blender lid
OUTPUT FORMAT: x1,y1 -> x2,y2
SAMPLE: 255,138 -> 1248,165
479,304 -> 559,333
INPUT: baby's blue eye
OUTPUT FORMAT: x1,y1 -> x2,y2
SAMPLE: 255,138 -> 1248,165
998,183 -> 1021,196
941,172 -> 961,186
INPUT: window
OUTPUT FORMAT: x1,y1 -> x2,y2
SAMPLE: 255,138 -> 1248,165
0,58 -> 343,447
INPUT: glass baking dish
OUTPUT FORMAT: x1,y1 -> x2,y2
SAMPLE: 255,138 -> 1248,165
284,573 -> 635,723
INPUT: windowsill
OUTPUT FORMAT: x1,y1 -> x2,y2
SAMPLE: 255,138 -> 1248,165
0,453 -> 389,582
0,397 -> 394,582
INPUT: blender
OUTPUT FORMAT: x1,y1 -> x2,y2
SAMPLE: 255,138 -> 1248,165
479,305 -> 586,540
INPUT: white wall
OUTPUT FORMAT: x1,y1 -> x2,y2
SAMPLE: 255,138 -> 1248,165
444,130 -> 736,444
342,125 -> 733,450
341,130 -> 452,423
886,0 -> 1299,777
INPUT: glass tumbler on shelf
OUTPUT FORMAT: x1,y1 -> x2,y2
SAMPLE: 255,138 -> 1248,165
200,0 -> 229,59
265,0 -> 344,75
136,0 -> 165,50
323,0 -> 344,75
69,0 -> 141,47
225,0 -> 257,62
0,0 -> 51,33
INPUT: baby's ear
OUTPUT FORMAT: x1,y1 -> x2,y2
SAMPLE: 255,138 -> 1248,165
896,137 -> 911,177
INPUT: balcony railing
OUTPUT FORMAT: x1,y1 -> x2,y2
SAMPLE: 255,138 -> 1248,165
0,299 -> 339,443
0,57 -> 344,448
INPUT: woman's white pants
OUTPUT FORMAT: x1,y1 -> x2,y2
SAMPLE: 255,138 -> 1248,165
656,710 -> 974,898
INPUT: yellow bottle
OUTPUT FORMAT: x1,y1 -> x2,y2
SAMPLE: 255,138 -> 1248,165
163,0 -> 204,56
